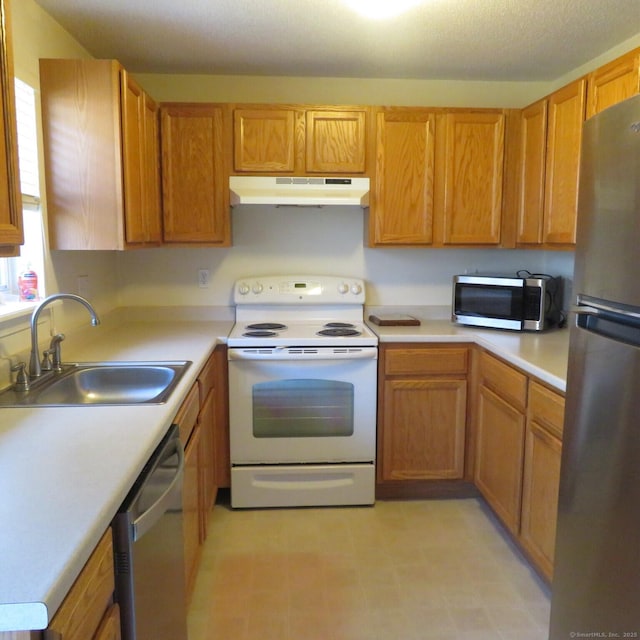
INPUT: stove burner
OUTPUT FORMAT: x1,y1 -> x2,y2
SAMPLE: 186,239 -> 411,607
317,328 -> 362,337
243,330 -> 278,337
246,322 -> 287,331
324,322 -> 356,329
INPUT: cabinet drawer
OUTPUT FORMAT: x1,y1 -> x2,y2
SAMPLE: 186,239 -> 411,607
480,352 -> 527,411
384,347 -> 468,376
174,383 -> 200,446
528,381 -> 565,439
45,529 -> 115,640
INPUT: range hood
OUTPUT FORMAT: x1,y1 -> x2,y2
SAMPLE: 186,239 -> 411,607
229,176 -> 370,208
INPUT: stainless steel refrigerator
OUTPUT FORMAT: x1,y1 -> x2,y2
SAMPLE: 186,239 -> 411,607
549,93 -> 640,638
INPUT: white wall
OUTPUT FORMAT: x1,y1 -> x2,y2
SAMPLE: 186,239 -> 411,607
116,205 -> 574,309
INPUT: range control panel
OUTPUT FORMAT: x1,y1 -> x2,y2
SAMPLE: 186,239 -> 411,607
234,275 -> 365,304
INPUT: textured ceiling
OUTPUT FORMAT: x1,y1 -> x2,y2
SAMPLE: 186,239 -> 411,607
33,0 -> 640,81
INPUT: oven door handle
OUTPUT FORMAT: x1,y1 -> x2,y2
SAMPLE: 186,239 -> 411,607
228,346 -> 378,361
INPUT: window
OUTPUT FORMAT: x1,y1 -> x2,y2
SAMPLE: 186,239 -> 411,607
0,77 -> 46,308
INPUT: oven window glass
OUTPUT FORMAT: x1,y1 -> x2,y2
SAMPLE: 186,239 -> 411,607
252,379 -> 354,438
456,284 -> 523,319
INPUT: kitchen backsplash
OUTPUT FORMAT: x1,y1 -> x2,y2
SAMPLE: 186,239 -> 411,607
115,205 -> 575,308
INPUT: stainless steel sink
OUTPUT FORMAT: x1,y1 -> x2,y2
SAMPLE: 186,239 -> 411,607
0,361 -> 192,407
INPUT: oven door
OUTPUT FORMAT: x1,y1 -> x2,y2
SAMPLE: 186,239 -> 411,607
228,347 -> 377,464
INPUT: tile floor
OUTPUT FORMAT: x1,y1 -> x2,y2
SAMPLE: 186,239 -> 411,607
188,497 -> 551,640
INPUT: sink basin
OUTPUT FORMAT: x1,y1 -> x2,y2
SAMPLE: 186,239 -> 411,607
0,361 -> 192,407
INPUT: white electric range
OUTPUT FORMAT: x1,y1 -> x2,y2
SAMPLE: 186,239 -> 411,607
227,275 -> 378,508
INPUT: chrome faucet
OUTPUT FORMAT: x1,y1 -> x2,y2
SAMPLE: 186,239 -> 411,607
29,293 -> 100,378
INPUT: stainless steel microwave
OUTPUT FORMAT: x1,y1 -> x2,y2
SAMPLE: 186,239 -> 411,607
452,274 -> 563,331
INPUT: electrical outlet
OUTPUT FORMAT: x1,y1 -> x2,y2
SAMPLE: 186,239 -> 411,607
198,269 -> 210,288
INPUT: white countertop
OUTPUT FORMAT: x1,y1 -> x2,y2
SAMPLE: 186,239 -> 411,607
0,317 -> 231,632
0,306 -> 569,632
366,306 -> 569,391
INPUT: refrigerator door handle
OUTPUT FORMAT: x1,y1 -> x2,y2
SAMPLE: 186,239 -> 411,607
572,306 -> 601,316
574,302 -> 640,321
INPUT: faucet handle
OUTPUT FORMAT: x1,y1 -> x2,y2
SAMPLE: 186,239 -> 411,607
41,349 -> 53,371
11,362 -> 30,392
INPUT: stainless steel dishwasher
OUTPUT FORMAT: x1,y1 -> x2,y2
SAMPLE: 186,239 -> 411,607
112,424 -> 188,640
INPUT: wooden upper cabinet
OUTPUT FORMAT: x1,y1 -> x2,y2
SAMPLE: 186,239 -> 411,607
142,94 -> 162,242
543,77 -> 586,245
0,0 -> 23,254
587,48 -> 640,119
233,108 -> 299,173
516,99 -> 548,244
438,110 -> 505,245
231,105 -> 368,175
40,59 -> 161,250
120,70 -> 162,245
305,109 -> 367,173
161,103 -> 230,246
370,109 -> 435,246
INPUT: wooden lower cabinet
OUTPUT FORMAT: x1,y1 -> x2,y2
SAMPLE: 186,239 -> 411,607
520,381 -> 564,581
382,378 -> 466,480
43,529 -> 119,640
377,344 -> 471,497
475,385 -> 526,535
473,350 -> 564,582
212,346 -> 231,489
175,346 -> 230,604
183,422 -> 202,602
93,606 -> 121,640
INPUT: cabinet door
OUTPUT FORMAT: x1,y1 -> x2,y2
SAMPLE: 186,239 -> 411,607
475,386 -> 526,534
543,78 -> 586,245
0,0 -> 22,253
120,70 -> 146,245
305,109 -> 367,173
213,346 -> 230,488
161,104 -> 230,245
198,389 -> 215,541
183,424 -> 202,604
93,604 -> 121,640
381,378 -> 466,481
370,109 -> 435,245
516,99 -> 547,244
44,530 -> 115,640
142,93 -> 162,242
233,107 -> 299,173
40,59 -> 126,250
587,48 -> 640,118
520,420 -> 562,581
440,111 -> 504,245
